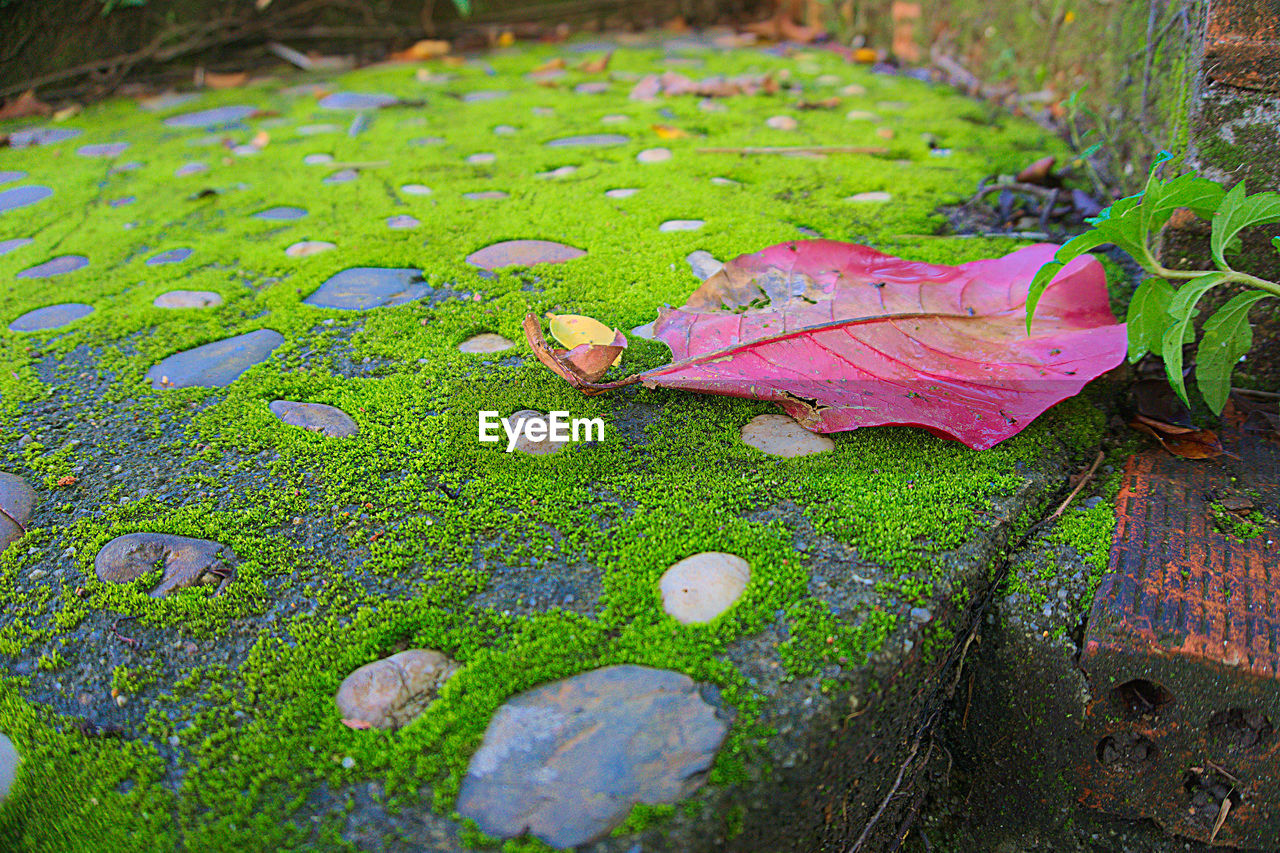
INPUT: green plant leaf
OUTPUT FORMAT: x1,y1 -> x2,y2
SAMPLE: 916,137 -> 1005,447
1196,290 -> 1272,414
1141,173 -> 1226,234
1211,182 -> 1280,268
1125,277 -> 1176,363
1272,235 -> 1280,255
1160,272 -> 1228,405
1026,229 -> 1113,332
450,0 -> 471,14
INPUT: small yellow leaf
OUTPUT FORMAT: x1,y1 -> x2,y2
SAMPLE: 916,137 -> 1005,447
497,31 -> 515,47
549,314 -> 622,367
652,124 -> 688,139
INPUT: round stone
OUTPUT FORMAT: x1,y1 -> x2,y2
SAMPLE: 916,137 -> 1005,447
467,153 -> 497,165
636,147 -> 672,163
163,106 -> 256,128
269,401 -> 359,438
153,290 -> 224,308
845,191 -> 891,203
766,115 -> 798,131
458,333 -> 514,354
659,220 -> 705,232
0,185 -> 53,214
77,142 -> 129,157
546,134 -> 629,148
335,650 -> 459,730
16,255 -> 88,278
400,184 -> 433,195
605,188 -> 639,199
462,91 -> 509,103
285,241 -> 336,258
146,248 -> 193,266
8,303 -> 94,332
466,240 -> 586,271
709,177 -> 740,186
0,472 -> 36,554
323,169 -> 358,184
464,191 -> 508,201
0,238 -> 32,256
0,171 -> 27,184
740,413 -> 834,457
536,166 -> 577,180
175,162 -> 208,176
503,410 -> 568,455
253,206 -> 307,221
8,127 -> 81,147
318,92 -> 397,110
146,329 -> 284,388
304,153 -> 334,166
659,552 -> 750,624
297,123 -> 339,135
95,533 -> 234,597
493,125 -> 517,135
303,268 -> 429,310
845,110 -> 879,121
0,731 -> 19,805
386,215 -> 420,229
575,82 -> 609,94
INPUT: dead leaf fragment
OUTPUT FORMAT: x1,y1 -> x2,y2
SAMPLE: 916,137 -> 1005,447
0,90 -> 53,120
201,70 -> 250,89
653,124 -> 688,139
1016,155 -> 1058,186
532,57 -> 566,73
390,39 -> 450,62
1129,417 -> 1228,459
577,52 -> 612,74
796,97 -> 840,110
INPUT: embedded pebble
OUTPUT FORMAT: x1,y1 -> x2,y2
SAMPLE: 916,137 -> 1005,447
493,125 -> 517,135
0,171 -> 24,185
16,256 -> 88,278
845,110 -> 879,122
285,241 -> 337,258
95,533 -> 235,597
400,184 -> 433,196
304,268 -> 429,310
467,153 -> 497,164
318,92 -> 397,110
464,191 -> 508,200
0,732 -> 18,805
139,92 -> 201,111
410,136 -> 446,146
503,410 -> 568,455
7,127 -> 81,147
175,162 -> 208,176
323,169 -> 358,184
462,91 -> 509,102
0,473 -> 36,554
466,240 -> 586,270
76,142 -> 130,157
386,215 -> 420,229
146,248 -> 193,265
457,665 -> 728,847
8,303 -> 94,332
146,329 -> 284,388
845,191 -> 892,203
546,134 -> 629,148
636,147 -> 672,163
110,162 -> 143,173
0,238 -> 32,255
269,401 -> 359,438
304,153 -> 334,166
109,197 -> 136,208
605,188 -> 639,199
163,106 -> 255,128
575,82 -> 609,95
740,414 -> 834,458
335,649 -> 459,729
253,206 -> 308,221
709,177 -> 740,186
766,115 -> 798,131
297,123 -> 339,135
685,250 -> 723,281
842,83 -> 867,96
536,166 -> 577,180
910,607 -> 932,624
153,290 -> 223,308
659,220 -> 705,232
659,552 -> 750,624
458,333 -> 514,354
0,185 -> 53,214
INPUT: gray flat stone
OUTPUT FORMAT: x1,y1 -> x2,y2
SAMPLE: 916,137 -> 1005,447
146,248 -> 193,265
546,134 -> 629,148
686,250 -> 723,280
318,92 -> 397,110
323,169 -> 358,184
0,171 -> 25,184
268,400 -> 359,437
253,206 -> 307,221
0,238 -> 32,256
285,241 -> 336,257
16,256 -> 88,278
0,731 -> 18,805
146,329 -> 284,388
8,303 -> 94,332
95,533 -> 234,597
0,472 -> 36,554
386,215 -> 419,229
163,106 -> 255,129
303,268 -> 429,310
335,650 -> 458,730
0,185 -> 52,214
462,91 -> 509,102
466,240 -> 586,270
659,220 -> 705,232
139,92 -> 201,111
7,127 -> 81,147
463,191 -> 507,200
109,196 -> 136,208
457,665 -> 730,848
77,142 -> 129,157
153,290 -> 223,309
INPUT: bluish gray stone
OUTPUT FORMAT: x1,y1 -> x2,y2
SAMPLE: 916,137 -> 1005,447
0,238 -> 32,256
7,127 -> 81,147
0,472 -> 36,554
16,256 -> 88,278
318,92 -> 397,110
77,142 -> 130,157
163,106 -> 255,128
0,185 -> 52,214
456,665 -> 729,848
253,206 -> 307,221
146,329 -> 284,388
269,401 -> 359,437
147,248 -> 193,265
0,731 -> 18,804
545,134 -> 629,148
0,171 -> 25,184
303,268 -> 429,310
8,303 -> 94,332
95,533 -> 234,597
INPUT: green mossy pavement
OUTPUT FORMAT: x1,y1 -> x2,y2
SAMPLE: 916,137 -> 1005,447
0,34 -> 1117,852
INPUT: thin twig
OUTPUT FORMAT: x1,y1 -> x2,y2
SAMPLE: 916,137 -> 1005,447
848,739 -> 920,853
1045,450 -> 1105,523
1209,795 -> 1232,844
1232,387 -> 1280,400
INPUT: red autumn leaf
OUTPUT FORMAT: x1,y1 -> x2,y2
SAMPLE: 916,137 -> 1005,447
525,240 -> 1127,450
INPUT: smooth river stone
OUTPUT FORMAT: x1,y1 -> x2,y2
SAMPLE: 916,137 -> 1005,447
0,472 -> 36,554
636,147 -> 672,163
466,153 -> 496,164
146,329 -> 284,388
456,665 -> 729,848
605,188 -> 638,199
386,215 -> 419,229
463,191 -> 507,201
146,248 -> 193,265
139,92 -> 201,111
285,241 -> 336,257
304,153 -> 334,166
461,90 -> 508,102
740,413 -> 834,457
95,532 -> 234,597
458,333 -> 513,354
659,220 -> 705,232
268,400 -> 358,437
335,650 -> 459,730
0,171 -> 25,184
304,268 -> 429,310
546,134 -> 629,148
16,255 -> 88,278
153,290 -> 223,308
163,106 -> 255,128
8,127 -> 81,147
0,732 -> 18,805
8,303 -> 94,332
253,206 -> 307,221
766,115 -> 798,131
400,184 -> 432,196
845,191 -> 892,203
466,240 -> 586,271
685,250 -> 723,280
318,92 -> 397,110
323,169 -> 358,185
575,82 -> 609,94
77,142 -> 129,157
659,552 -> 751,624
0,185 -> 52,214
0,238 -> 32,256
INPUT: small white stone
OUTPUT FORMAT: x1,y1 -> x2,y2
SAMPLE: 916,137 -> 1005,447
536,166 -> 577,180
467,153 -> 497,164
286,241 -> 337,257
845,191 -> 891,203
304,153 -> 334,165
740,414 -> 834,458
386,215 -> 420,229
504,410 -> 568,456
841,83 -> 867,96
401,184 -> 433,195
0,732 -> 19,804
605,188 -> 639,199
845,110 -> 879,122
600,115 -> 629,124
766,115 -> 798,131
153,290 -> 224,309
458,333 -> 514,354
660,552 -> 750,624
493,125 -> 518,135
636,148 -> 672,163
335,649 -> 459,730
341,756 -> 356,769
709,177 -> 740,187
659,219 -> 705,232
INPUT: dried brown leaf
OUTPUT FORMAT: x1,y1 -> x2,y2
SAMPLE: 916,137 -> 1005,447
0,90 -> 53,120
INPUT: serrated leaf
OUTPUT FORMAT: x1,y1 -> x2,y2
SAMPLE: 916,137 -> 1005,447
1126,277 -> 1176,363
1168,272 -> 1228,319
1211,182 -> 1280,268
1160,272 -> 1228,405
1141,173 -> 1226,234
1197,290 -> 1272,414
1027,228 -> 1114,331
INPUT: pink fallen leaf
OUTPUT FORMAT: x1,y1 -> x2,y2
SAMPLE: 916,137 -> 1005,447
525,240 -> 1126,450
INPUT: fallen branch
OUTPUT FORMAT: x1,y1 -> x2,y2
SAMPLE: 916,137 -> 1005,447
1046,450 -> 1105,522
